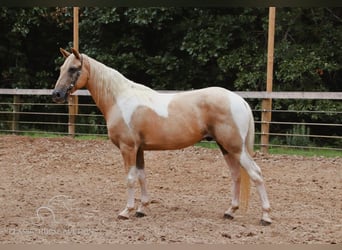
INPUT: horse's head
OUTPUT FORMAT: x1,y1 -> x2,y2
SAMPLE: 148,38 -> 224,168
52,48 -> 89,103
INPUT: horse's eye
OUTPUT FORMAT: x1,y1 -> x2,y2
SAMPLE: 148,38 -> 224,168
68,67 -> 79,74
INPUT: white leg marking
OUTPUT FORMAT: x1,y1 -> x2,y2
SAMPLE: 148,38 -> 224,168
136,168 -> 149,215
137,169 -> 149,203
239,149 -> 272,224
224,155 -> 240,218
118,166 -> 138,219
230,167 -> 241,209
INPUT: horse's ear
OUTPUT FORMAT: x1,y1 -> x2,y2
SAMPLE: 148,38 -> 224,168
60,48 -> 71,58
71,48 -> 81,60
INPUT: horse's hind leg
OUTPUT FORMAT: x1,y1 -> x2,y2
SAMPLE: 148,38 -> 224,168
217,144 -> 241,219
239,149 -> 272,225
221,151 -> 241,220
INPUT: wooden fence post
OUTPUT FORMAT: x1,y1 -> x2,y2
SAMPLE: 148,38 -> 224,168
261,7 -> 276,153
68,95 -> 78,137
68,7 -> 79,137
12,95 -> 21,134
261,98 -> 272,152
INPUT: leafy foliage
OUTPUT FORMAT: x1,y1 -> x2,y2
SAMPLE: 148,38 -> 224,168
1,7 -> 341,91
0,7 -> 341,146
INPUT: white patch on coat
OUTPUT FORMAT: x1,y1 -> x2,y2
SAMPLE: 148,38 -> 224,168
227,91 -> 251,142
117,91 -> 175,126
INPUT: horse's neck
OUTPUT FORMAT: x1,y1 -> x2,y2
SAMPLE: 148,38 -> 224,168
85,55 -> 155,118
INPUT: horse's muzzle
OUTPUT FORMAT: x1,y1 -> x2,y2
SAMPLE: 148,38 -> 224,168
52,89 -> 68,103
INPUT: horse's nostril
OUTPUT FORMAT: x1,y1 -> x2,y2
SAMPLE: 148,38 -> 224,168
52,90 -> 63,102
52,90 -> 58,98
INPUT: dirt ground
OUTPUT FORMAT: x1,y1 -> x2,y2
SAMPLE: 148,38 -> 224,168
0,135 -> 341,244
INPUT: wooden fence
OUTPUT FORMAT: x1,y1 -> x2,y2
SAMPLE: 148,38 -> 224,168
0,89 -> 341,153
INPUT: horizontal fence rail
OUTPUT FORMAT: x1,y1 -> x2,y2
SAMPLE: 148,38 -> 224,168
1,88 -> 342,99
0,89 -> 341,153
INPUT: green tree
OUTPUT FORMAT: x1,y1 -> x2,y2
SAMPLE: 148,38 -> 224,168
0,7 -> 72,89
0,7 -> 340,145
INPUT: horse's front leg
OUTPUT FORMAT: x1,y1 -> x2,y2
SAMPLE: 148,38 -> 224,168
135,148 -> 150,217
118,145 -> 139,219
118,146 -> 150,219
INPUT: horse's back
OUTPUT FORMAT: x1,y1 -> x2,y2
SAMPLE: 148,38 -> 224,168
173,87 -> 251,119
169,86 -> 252,140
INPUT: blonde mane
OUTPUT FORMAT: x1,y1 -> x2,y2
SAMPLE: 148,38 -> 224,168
85,55 -> 156,104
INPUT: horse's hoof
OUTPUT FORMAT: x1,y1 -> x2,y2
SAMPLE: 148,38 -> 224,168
135,211 -> 146,218
260,219 -> 272,226
117,215 -> 129,220
223,213 -> 234,220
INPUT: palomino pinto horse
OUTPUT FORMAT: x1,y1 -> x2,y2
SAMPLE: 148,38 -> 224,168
52,48 -> 272,225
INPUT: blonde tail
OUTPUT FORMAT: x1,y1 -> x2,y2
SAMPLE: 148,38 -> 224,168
239,110 -> 254,211
240,167 -> 250,212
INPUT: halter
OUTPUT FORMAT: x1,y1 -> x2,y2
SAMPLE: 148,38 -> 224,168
67,54 -> 84,92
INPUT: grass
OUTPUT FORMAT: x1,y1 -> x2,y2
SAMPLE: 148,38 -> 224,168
2,132 -> 340,158
17,131 -> 107,140
195,141 -> 341,158
74,135 -> 108,140
268,147 -> 341,158
21,131 -> 64,138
